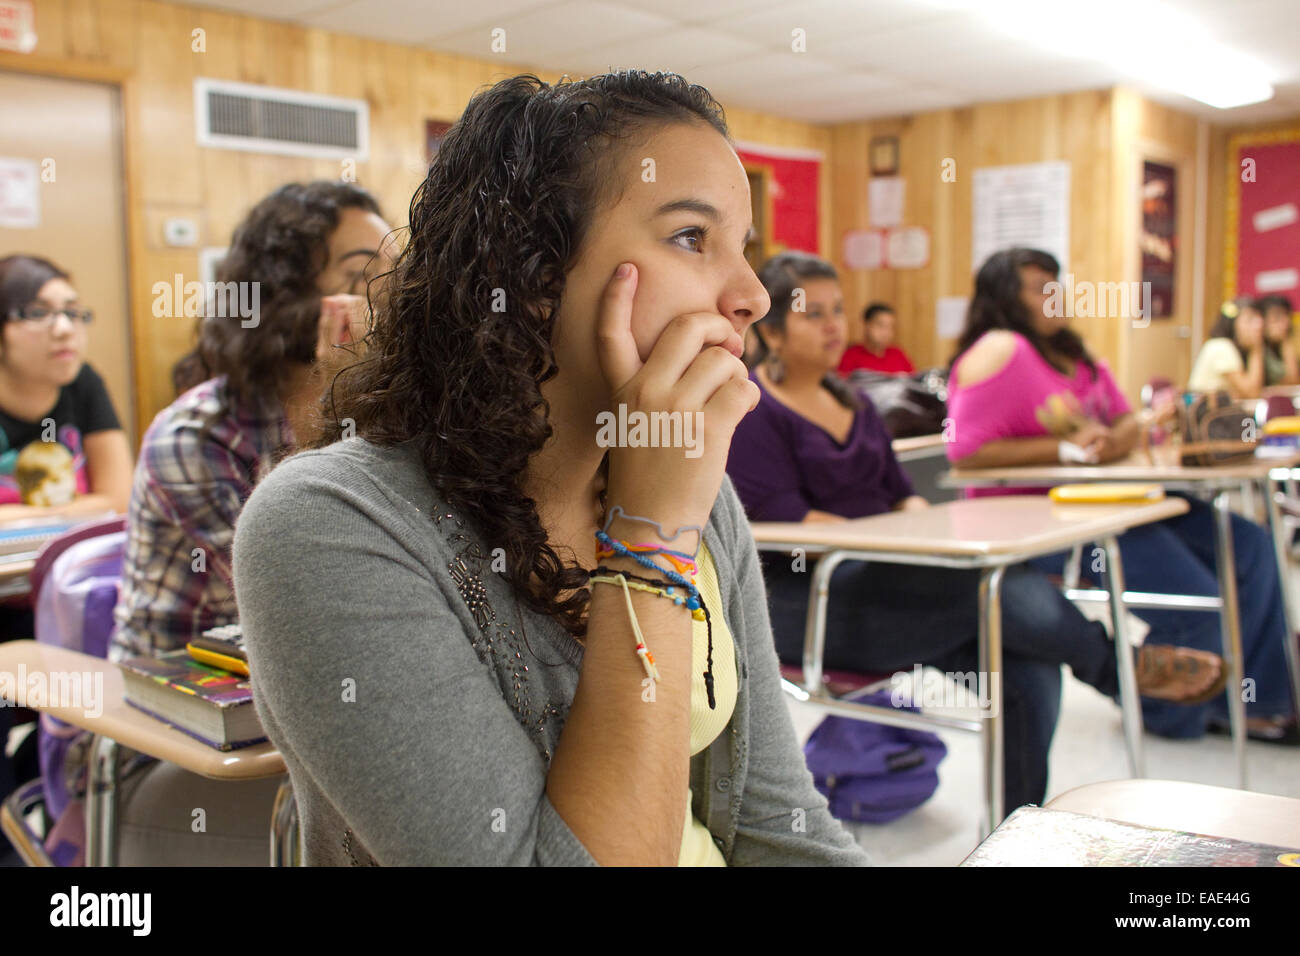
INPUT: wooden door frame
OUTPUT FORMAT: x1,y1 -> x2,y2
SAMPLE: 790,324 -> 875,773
0,51 -> 149,446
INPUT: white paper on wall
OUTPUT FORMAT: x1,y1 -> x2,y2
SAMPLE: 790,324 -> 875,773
842,229 -> 885,270
972,161 -> 1070,274
869,176 -> 904,228
0,157 -> 40,229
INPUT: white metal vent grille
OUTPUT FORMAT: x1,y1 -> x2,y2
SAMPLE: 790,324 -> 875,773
194,78 -> 369,161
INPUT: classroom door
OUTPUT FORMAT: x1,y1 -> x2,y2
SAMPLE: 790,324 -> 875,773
0,70 -> 134,445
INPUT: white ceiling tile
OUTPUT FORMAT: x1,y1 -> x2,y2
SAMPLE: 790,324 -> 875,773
423,0 -> 677,62
716,0 -> 953,50
168,0 -> 1300,124
303,0 -> 548,43
596,0 -> 787,24
556,26 -> 766,77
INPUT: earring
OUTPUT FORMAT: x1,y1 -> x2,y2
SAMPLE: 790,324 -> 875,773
765,350 -> 785,384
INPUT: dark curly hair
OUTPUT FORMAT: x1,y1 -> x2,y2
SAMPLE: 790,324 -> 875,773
951,247 -> 1096,377
318,71 -> 729,637
171,181 -> 383,406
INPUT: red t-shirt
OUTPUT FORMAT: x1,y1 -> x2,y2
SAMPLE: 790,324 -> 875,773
837,344 -> 915,376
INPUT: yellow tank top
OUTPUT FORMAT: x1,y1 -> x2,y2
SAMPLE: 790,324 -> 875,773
677,542 -> 737,866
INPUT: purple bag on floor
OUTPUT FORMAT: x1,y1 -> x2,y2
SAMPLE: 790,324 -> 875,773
803,689 -> 947,824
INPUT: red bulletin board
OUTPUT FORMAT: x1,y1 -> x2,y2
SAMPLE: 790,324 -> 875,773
1226,130 -> 1300,300
735,144 -> 821,255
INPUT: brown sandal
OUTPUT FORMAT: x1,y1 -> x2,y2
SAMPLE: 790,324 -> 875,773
1135,645 -> 1228,705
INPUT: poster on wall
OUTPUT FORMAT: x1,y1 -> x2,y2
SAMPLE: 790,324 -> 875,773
734,142 -> 822,255
972,161 -> 1070,274
1229,132 -> 1300,300
0,157 -> 39,228
1141,161 -> 1176,319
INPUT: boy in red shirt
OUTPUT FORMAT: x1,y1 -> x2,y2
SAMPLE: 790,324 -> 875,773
838,302 -> 915,375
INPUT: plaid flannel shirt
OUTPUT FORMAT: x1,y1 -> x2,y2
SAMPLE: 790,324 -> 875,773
111,376 -> 293,660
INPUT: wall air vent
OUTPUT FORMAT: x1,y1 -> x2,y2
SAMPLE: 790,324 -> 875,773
194,78 -> 369,161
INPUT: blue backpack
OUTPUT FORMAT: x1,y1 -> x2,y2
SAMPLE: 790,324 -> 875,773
803,689 -> 947,824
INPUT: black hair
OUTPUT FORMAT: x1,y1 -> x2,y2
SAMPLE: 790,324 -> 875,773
863,302 -> 895,323
752,250 -> 862,410
951,247 -> 1095,377
0,255 -> 71,330
1258,294 -> 1295,317
1209,296 -> 1264,362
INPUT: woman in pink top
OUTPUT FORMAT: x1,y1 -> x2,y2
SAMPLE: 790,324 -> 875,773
947,247 -> 1296,744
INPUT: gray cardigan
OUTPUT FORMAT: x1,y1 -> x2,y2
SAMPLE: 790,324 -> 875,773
232,437 -> 871,866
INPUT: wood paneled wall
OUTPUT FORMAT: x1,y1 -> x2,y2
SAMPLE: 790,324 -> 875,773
10,0 -> 830,439
826,88 -> 1214,398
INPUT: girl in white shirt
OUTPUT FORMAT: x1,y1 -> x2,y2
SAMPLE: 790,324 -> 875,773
1188,297 -> 1265,397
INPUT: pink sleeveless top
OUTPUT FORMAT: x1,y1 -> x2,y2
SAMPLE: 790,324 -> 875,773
945,332 -> 1132,496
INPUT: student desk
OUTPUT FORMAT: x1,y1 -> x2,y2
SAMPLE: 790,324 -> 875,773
750,494 -> 1188,838
1046,779 -> 1300,848
945,450 -> 1300,790
0,640 -> 291,866
0,557 -> 35,601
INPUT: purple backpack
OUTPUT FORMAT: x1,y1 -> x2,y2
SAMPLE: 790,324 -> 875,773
803,689 -> 947,824
34,529 -> 126,864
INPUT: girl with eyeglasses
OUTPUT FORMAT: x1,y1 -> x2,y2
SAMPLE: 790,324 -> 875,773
0,255 -> 131,520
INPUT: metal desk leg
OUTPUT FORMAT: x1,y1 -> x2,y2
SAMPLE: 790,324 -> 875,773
977,565 -> 1006,839
1101,535 -> 1145,778
1264,478 -> 1300,726
801,550 -> 847,695
1212,492 -> 1249,789
85,734 -> 119,867
1063,544 -> 1083,590
270,778 -> 299,867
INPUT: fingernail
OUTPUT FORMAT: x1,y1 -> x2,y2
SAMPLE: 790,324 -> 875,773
615,263 -> 632,279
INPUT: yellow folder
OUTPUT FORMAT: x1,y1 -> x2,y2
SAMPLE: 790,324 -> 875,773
1049,483 -> 1165,504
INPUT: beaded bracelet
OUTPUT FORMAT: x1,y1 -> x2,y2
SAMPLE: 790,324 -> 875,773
588,542 -> 717,711
590,573 -> 706,621
596,539 -> 697,578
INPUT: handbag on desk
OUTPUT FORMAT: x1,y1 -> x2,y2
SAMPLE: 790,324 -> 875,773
846,368 -> 949,439
1178,391 -> 1258,466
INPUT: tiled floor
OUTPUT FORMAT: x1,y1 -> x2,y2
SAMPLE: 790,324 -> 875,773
786,666 -> 1300,866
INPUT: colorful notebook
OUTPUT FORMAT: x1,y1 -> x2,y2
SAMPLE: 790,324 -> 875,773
118,650 -> 265,751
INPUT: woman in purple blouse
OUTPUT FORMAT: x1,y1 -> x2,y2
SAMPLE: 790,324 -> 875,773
725,251 -> 1225,816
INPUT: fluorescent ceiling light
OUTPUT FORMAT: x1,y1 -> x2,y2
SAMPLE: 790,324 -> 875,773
907,0 -> 1274,108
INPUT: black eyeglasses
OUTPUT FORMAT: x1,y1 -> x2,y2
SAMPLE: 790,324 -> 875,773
7,305 -> 95,328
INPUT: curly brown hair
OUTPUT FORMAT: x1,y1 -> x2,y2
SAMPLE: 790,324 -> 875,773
171,181 -> 383,407
319,71 -> 729,636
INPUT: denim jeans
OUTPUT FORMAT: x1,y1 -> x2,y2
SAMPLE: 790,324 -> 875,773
763,556 -> 1120,816
1029,495 -> 1295,738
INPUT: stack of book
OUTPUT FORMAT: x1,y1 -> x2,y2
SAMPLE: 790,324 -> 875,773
118,626 -> 263,751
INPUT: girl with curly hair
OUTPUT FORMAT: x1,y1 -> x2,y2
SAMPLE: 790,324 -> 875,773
114,181 -> 392,659
233,71 -> 871,866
